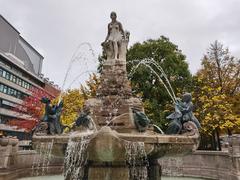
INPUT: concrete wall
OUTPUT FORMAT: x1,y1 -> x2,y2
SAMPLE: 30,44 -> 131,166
0,138 -> 63,180
159,135 -> 240,180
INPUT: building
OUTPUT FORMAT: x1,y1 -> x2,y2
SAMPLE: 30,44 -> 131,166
0,15 -> 60,140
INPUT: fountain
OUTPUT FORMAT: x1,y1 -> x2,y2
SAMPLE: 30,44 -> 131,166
32,12 -> 200,180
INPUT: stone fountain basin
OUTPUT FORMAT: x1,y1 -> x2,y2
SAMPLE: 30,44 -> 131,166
32,127 -> 199,162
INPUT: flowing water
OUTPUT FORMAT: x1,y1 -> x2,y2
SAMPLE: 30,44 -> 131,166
128,58 -> 177,103
58,42 -> 97,104
32,140 -> 54,176
125,141 -> 149,180
64,136 -> 90,180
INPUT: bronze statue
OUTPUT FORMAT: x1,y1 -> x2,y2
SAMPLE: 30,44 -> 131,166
35,97 -> 64,135
166,93 -> 201,134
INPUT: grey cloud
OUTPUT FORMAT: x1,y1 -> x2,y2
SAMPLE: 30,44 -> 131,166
0,0 -> 240,88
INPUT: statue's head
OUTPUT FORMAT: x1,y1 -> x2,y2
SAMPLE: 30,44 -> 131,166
41,97 -> 50,104
110,11 -> 117,21
182,93 -> 192,103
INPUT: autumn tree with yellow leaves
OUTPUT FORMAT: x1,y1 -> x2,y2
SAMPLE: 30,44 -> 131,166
51,73 -> 100,127
193,41 -> 240,150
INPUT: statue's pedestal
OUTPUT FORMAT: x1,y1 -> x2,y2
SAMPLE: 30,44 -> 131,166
85,58 -> 144,133
97,58 -> 131,97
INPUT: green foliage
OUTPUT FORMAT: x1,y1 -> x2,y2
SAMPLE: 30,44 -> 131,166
126,36 -> 192,129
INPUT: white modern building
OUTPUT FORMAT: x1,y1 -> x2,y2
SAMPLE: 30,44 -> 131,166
0,15 -> 60,140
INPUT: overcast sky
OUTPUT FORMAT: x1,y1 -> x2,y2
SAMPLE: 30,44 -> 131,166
0,0 -> 240,88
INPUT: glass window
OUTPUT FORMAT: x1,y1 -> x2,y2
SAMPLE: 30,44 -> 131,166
7,87 -> 11,95
16,91 -> 21,99
9,88 -> 15,96
5,72 -> 10,80
0,84 -> 3,92
12,75 -> 17,83
3,86 -> 7,94
9,74 -> 13,81
0,68 -> 3,77
2,70 -> 6,78
18,79 -> 22,86
0,82 -> 28,99
13,90 -> 17,97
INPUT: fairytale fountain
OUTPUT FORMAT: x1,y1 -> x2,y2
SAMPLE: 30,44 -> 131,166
32,12 -> 200,180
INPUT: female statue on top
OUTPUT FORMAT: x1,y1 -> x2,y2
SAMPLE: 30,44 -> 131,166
102,12 -> 129,60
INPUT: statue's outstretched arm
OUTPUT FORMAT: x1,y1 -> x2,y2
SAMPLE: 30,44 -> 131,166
181,103 -> 193,114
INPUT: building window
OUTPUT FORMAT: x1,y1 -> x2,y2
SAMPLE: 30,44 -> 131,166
0,68 -> 3,76
3,86 -> 7,94
12,75 -> 17,83
5,72 -> 10,80
18,79 -> 22,86
2,70 -> 6,78
9,74 -> 13,81
9,88 -> 15,96
0,84 -> 3,92
0,99 -> 17,110
16,91 -> 22,99
0,83 -> 28,100
0,67 -> 34,90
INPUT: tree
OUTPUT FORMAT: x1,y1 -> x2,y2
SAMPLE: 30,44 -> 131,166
126,36 -> 192,128
193,41 -> 240,150
59,89 -> 85,126
80,73 -> 100,98
12,87 -> 53,132
59,73 -> 100,127
11,73 -> 100,132
15,87 -> 54,120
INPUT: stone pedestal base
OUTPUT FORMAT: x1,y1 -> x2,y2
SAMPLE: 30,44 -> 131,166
86,161 -> 161,180
88,162 -> 129,180
88,167 -> 129,180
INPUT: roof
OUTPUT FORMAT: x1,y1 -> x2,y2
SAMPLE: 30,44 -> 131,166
0,14 -> 44,59
19,36 -> 44,59
0,49 -> 44,84
0,14 -> 20,34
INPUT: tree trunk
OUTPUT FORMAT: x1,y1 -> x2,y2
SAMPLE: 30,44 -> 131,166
227,128 -> 232,136
212,131 -> 217,150
216,128 -> 222,151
